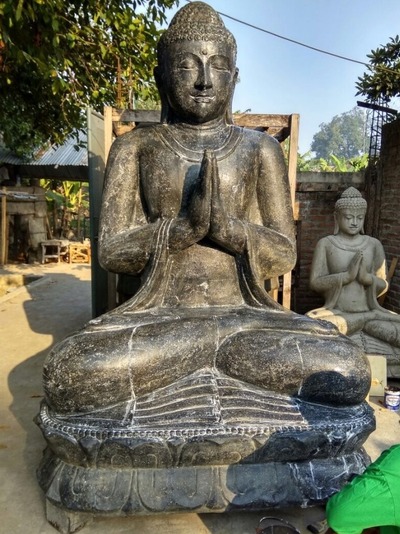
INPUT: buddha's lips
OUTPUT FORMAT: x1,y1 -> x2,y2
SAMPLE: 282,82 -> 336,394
191,95 -> 215,103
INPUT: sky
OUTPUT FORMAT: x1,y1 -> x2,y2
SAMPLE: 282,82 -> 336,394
165,0 -> 400,154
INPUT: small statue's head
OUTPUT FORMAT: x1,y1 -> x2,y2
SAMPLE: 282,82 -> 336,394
155,1 -> 238,124
334,187 -> 367,236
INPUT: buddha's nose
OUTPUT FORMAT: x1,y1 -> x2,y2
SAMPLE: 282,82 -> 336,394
195,64 -> 213,90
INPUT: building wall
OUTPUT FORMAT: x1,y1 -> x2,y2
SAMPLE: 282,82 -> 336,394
376,118 -> 400,313
2,186 -> 47,262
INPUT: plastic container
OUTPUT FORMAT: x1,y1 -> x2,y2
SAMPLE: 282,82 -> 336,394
384,386 -> 400,411
256,517 -> 301,534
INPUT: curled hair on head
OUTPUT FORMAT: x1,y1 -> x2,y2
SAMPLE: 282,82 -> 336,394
335,187 -> 367,212
157,1 -> 237,65
334,187 -> 367,234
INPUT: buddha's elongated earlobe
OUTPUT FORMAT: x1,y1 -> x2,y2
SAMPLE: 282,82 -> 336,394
225,67 -> 239,125
154,66 -> 171,124
334,212 -> 339,235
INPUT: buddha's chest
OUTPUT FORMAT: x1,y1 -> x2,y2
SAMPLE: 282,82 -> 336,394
139,147 -> 257,219
326,243 -> 374,272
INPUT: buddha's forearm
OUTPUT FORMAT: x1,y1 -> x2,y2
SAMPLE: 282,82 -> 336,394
168,216 -> 209,253
310,273 -> 344,293
250,224 -> 296,278
209,218 -> 295,275
99,224 -> 157,274
209,216 -> 246,255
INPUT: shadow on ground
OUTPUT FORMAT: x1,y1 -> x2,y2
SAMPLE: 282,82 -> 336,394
6,267 -> 91,491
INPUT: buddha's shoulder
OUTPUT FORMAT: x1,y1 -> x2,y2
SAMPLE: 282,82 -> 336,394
321,234 -> 360,248
317,235 -> 337,248
238,126 -> 282,150
112,125 -> 161,146
366,235 -> 384,248
320,234 -> 382,251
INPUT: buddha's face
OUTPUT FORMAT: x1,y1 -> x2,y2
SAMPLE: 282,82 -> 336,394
336,208 -> 366,236
159,40 -> 238,124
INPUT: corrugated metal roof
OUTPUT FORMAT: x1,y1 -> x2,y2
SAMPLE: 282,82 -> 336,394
0,148 -> 24,165
0,130 -> 88,167
33,130 -> 87,167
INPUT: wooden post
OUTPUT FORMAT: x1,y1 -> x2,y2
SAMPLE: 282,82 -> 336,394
4,213 -> 9,265
46,214 -> 53,239
103,106 -> 117,310
1,187 -> 7,266
77,186 -> 82,241
88,107 -> 110,317
378,257 -> 399,305
282,114 -> 300,310
53,202 -> 58,237
104,106 -> 114,164
287,114 -> 300,213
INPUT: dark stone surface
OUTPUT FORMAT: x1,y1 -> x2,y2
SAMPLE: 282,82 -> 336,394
37,370 -> 375,518
39,452 -> 371,515
38,370 -> 375,468
37,2 -> 375,531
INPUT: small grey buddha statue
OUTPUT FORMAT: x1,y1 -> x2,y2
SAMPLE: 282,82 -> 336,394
307,187 -> 400,371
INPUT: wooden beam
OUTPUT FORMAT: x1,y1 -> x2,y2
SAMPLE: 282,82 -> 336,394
234,113 -> 291,141
112,108 -> 161,124
111,109 -> 292,137
233,113 -> 290,129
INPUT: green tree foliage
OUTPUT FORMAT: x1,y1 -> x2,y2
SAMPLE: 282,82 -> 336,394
310,107 -> 369,160
40,179 -> 89,238
297,152 -> 368,173
0,0 -> 177,157
356,35 -> 400,102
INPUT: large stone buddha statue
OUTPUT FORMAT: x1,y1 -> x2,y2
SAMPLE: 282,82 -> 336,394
37,3 -> 374,532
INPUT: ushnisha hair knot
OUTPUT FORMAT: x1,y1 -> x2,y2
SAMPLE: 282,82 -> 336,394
335,187 -> 367,212
157,1 -> 237,62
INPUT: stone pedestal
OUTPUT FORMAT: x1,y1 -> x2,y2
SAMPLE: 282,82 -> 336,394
37,370 -> 374,533
351,331 -> 400,379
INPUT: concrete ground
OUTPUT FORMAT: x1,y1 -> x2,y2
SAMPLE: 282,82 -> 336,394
1,261 -> 399,534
